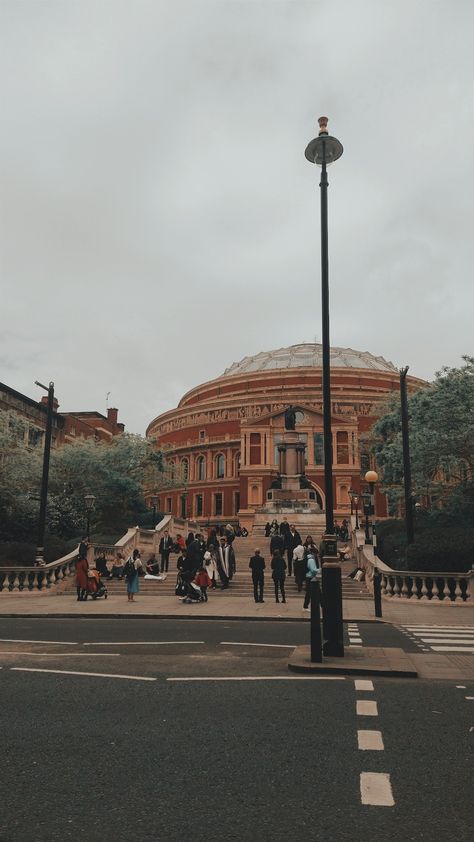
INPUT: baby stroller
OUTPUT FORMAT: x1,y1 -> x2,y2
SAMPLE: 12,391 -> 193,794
88,569 -> 108,600
176,570 -> 202,604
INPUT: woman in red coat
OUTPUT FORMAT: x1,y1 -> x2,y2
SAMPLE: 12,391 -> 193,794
76,555 -> 89,601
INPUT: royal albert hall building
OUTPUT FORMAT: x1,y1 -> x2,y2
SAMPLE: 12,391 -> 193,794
146,344 -> 425,532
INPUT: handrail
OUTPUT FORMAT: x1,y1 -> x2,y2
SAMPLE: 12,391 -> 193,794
352,529 -> 472,602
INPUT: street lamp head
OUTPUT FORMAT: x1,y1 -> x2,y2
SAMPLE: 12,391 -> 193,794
305,116 -> 343,166
84,494 -> 96,511
365,470 -> 379,484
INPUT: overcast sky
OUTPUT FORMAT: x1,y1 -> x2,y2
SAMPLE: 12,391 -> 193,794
1,1 -> 472,434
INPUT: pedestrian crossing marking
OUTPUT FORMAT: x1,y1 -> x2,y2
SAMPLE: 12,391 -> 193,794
400,625 -> 474,655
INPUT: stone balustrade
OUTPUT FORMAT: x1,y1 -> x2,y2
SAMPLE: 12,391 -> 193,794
0,549 -> 78,593
0,515 -> 201,594
353,529 -> 472,603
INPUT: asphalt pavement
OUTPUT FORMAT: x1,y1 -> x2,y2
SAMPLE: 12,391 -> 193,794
1,618 -> 472,841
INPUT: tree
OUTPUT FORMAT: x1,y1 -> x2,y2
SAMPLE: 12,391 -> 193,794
0,409 -> 43,541
368,356 -> 474,508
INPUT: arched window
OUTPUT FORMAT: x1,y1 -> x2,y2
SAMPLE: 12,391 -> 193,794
216,453 -> 225,479
169,460 -> 176,480
197,455 -> 206,481
336,431 -> 349,464
181,458 -> 189,482
235,452 -> 241,476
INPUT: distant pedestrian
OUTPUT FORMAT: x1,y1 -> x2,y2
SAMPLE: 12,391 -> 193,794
249,548 -> 265,603
204,548 -> 218,589
264,522 -> 271,537
217,537 -> 235,589
270,531 -> 285,555
194,565 -> 212,602
286,524 -> 302,577
186,531 -> 195,548
303,551 -> 320,611
159,529 -> 174,573
271,549 -> 286,604
75,552 -> 89,601
292,543 -> 306,592
125,549 -> 142,602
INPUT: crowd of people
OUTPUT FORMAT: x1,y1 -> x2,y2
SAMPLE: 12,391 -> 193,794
75,518 -> 351,608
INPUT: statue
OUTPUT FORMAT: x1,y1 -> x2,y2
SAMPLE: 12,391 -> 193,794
270,474 -> 282,490
284,405 -> 296,431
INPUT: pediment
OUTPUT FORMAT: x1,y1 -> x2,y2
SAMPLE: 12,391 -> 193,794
242,403 -> 356,429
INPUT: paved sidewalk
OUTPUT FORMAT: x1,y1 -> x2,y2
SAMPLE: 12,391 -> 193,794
0,591 -> 472,624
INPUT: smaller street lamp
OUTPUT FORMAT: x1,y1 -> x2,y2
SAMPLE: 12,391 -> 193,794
363,470 -> 378,550
151,495 -> 158,527
348,489 -> 360,530
84,494 -> 96,540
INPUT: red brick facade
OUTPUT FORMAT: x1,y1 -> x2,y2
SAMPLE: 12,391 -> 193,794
145,346 -> 425,530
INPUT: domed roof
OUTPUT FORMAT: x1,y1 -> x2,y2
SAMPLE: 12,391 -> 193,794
222,344 -> 398,376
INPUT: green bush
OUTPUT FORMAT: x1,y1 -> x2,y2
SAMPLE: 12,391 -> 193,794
376,518 -> 474,573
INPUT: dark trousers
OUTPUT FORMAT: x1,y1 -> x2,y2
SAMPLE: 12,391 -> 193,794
274,578 -> 286,603
286,548 -> 293,576
201,586 -> 208,602
252,573 -> 264,602
303,577 -> 313,608
160,551 -> 170,573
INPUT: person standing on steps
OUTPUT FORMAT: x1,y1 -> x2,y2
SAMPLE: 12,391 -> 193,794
75,550 -> 89,601
159,529 -> 173,573
303,550 -> 320,611
125,549 -> 142,602
286,524 -> 302,577
217,536 -> 235,589
271,548 -> 286,604
249,548 -> 265,603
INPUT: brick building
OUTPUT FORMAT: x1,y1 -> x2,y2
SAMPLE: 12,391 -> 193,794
145,344 -> 426,531
0,382 -> 124,448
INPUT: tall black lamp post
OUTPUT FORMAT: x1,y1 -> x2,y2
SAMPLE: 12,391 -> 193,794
35,380 -> 55,566
400,366 -> 415,545
305,116 -> 344,657
84,494 -> 96,540
363,470 -> 378,552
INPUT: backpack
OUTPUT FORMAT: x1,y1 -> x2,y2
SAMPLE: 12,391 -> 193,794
124,557 -> 136,578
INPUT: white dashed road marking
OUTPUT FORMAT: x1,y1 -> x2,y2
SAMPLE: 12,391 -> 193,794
167,675 -> 346,682
355,680 -> 374,691
360,772 -> 394,806
357,730 -> 384,751
83,641 -> 205,646
0,639 -> 77,645
219,642 -> 294,648
357,700 -> 378,716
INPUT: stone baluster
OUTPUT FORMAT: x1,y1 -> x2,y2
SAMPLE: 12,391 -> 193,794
401,577 -> 409,599
420,577 -> 429,600
11,572 -> 20,591
430,578 -> 438,600
442,577 -> 451,601
454,578 -> 463,602
381,574 -> 388,597
56,566 -> 64,582
393,577 -> 401,598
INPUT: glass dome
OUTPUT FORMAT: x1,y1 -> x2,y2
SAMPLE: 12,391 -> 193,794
222,344 -> 398,376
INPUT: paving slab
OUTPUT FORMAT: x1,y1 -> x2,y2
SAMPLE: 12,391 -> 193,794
288,645 -> 418,677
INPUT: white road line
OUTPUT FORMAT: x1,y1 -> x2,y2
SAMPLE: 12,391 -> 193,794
357,730 -> 384,751
219,642 -> 294,648
0,652 -> 120,657
167,675 -> 346,682
418,638 -> 474,645
356,700 -> 378,716
410,631 -> 474,637
349,638 -> 363,644
0,639 -> 78,645
83,641 -> 205,646
360,772 -> 394,806
355,680 -> 374,691
431,647 -> 474,653
456,685 -> 466,689
405,626 -> 474,631
11,667 -> 157,681
465,696 -> 474,700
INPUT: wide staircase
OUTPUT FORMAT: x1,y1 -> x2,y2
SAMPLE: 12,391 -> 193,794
100,534 -> 369,601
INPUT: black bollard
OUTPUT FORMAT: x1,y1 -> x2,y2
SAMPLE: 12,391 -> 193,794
322,562 -> 344,657
373,567 -> 382,618
310,579 -> 322,663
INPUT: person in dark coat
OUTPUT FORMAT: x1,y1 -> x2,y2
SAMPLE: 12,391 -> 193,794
184,537 -> 202,576
185,532 -> 195,548
249,549 -> 265,603
264,522 -> 271,537
159,529 -> 174,573
270,531 -> 285,555
271,549 -> 286,603
216,537 -> 235,589
286,524 -> 302,577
